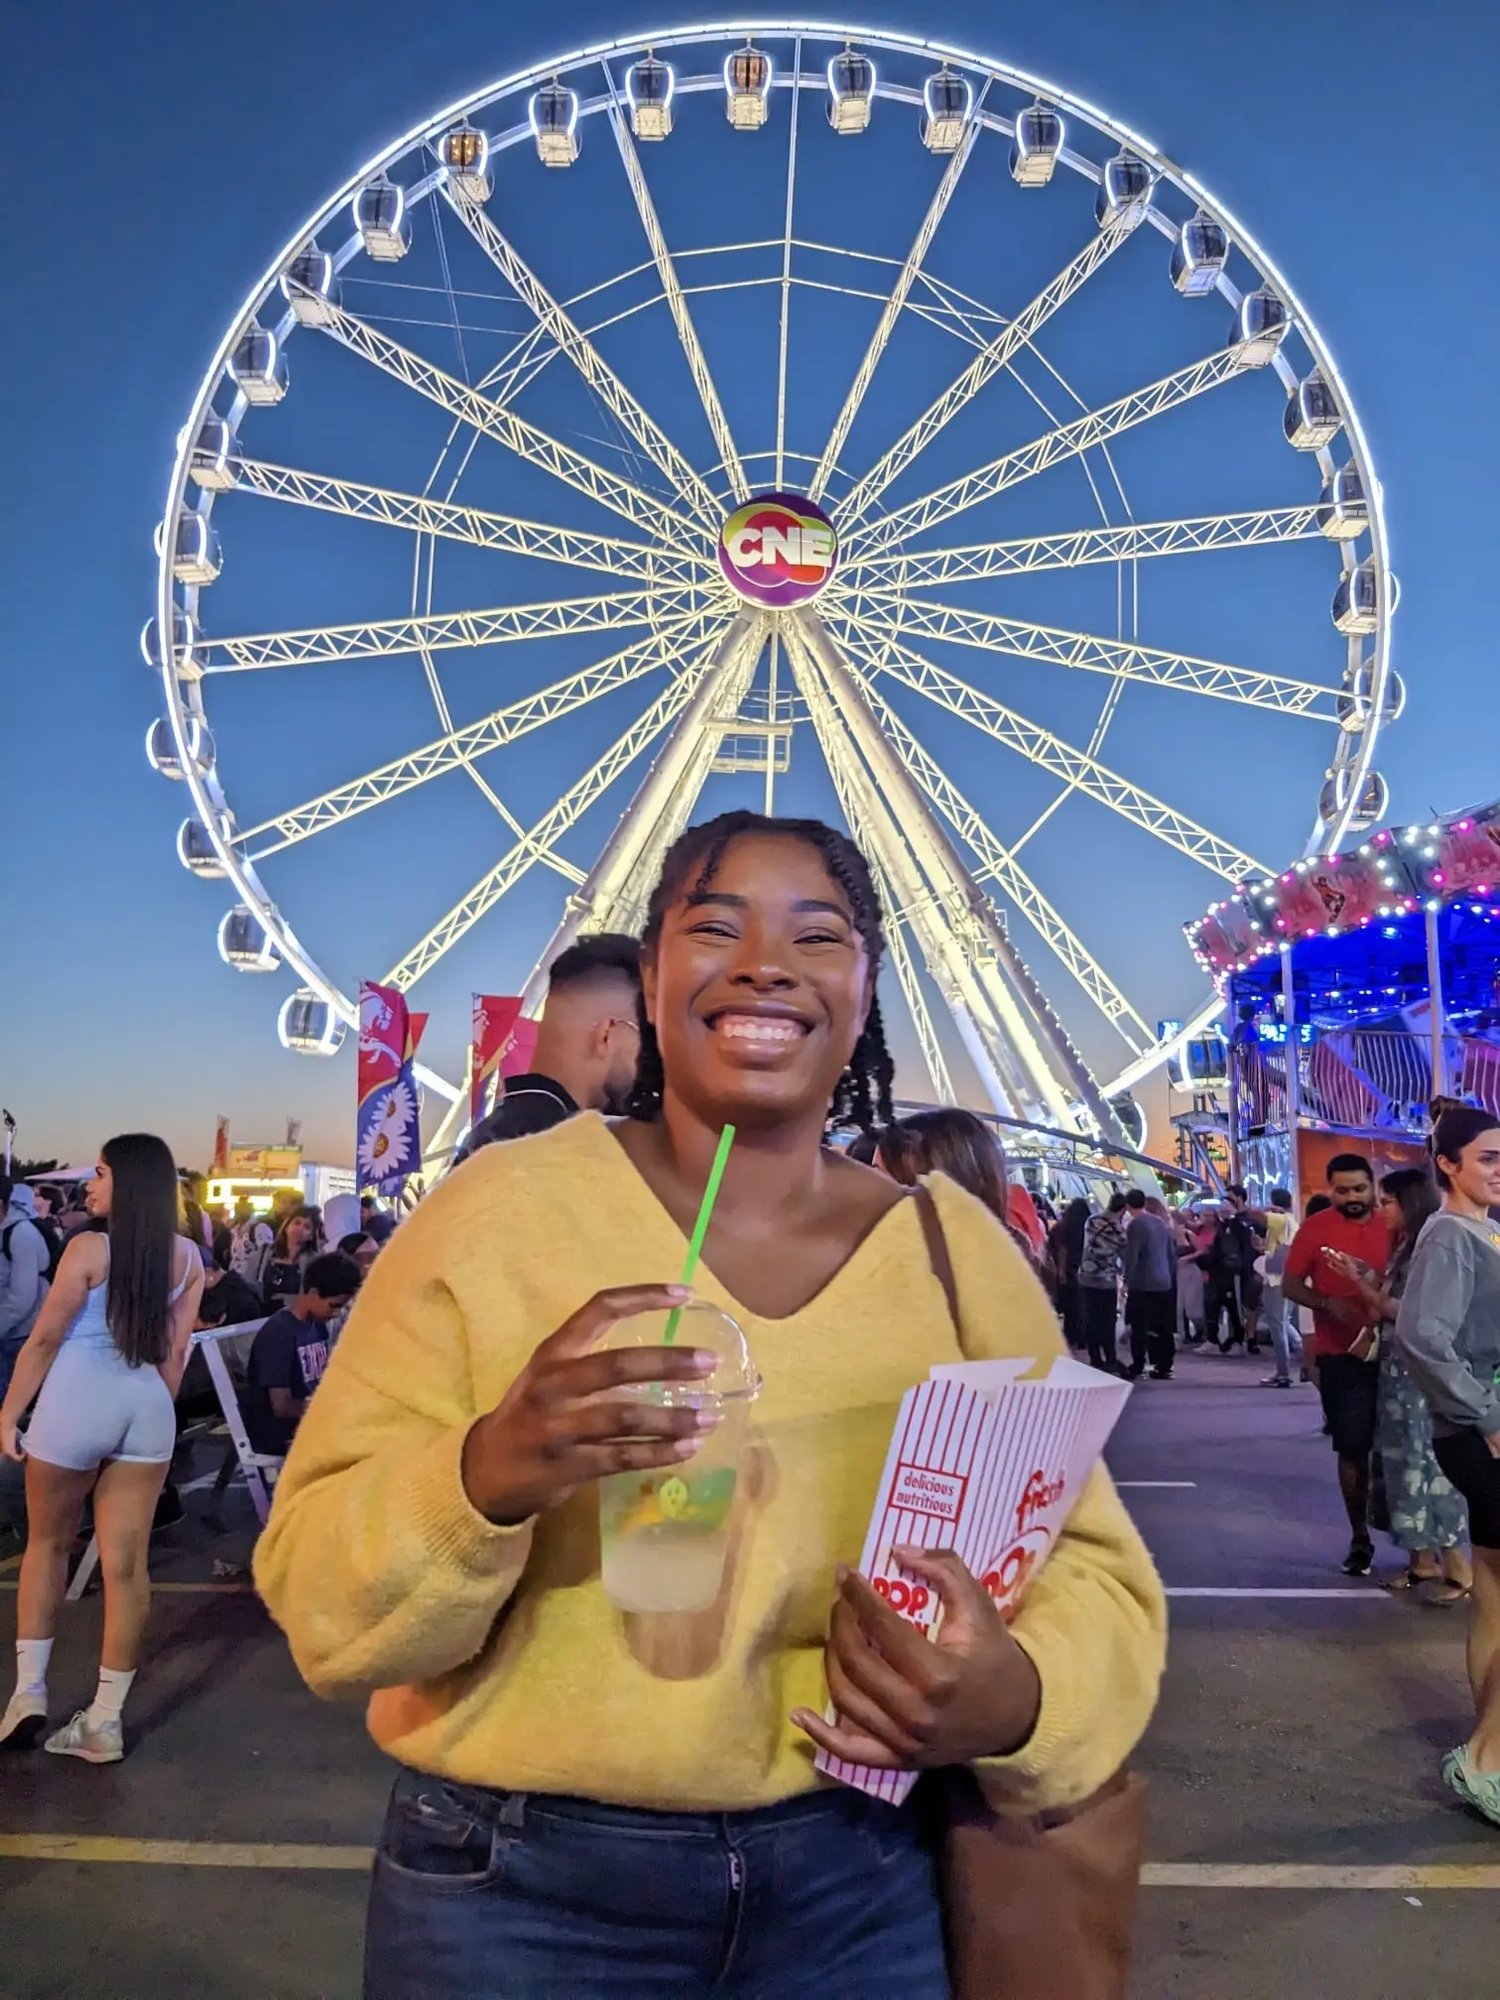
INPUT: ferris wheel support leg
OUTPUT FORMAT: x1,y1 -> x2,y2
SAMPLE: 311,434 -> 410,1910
784,620 -> 1027,1121
794,611 -> 1130,1147
422,614 -> 764,1170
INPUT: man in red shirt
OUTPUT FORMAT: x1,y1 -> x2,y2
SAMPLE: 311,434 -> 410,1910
1283,1153 -> 1393,1575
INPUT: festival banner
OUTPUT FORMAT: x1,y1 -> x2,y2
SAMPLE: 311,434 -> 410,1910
357,982 -> 428,1192
212,1116 -> 230,1174
470,995 -> 524,1127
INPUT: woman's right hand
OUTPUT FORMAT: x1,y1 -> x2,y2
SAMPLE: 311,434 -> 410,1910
460,1285 -> 721,1526
0,1413 -> 23,1464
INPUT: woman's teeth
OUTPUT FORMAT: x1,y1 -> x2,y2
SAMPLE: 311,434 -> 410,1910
713,1017 -> 803,1044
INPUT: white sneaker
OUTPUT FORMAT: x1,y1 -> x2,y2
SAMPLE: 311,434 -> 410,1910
0,1690 -> 48,1750
43,1709 -> 124,1764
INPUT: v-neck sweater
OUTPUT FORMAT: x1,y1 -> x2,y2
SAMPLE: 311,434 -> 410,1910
256,1115 -> 1165,1814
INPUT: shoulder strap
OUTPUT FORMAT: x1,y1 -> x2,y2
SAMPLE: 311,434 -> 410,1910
913,1184 -> 960,1333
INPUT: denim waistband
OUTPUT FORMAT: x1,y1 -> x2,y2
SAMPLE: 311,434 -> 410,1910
394,1768 -> 920,1842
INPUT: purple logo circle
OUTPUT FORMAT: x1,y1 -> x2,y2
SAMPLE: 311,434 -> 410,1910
717,492 -> 839,607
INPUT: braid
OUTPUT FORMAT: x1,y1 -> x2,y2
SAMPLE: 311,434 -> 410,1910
626,810 -> 895,1134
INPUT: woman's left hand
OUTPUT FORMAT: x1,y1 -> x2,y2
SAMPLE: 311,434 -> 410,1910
792,1546 -> 1042,1770
0,1414 -> 24,1464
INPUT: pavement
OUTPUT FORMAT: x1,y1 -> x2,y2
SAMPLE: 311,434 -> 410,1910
1,1345 -> 1495,1997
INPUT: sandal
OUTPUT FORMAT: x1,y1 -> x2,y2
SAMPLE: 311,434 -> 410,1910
1379,1567 -> 1437,1593
1423,1581 -> 1472,1607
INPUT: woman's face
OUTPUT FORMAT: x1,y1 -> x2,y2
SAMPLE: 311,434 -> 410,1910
287,1214 -> 313,1253
1440,1128 -> 1500,1210
643,832 -> 872,1133
1379,1189 -> 1402,1231
86,1159 -> 111,1218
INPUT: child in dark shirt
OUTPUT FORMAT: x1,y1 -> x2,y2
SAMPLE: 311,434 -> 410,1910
243,1252 -> 361,1455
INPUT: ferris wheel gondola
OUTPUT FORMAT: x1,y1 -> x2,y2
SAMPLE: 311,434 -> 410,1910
147,22 -> 1398,1157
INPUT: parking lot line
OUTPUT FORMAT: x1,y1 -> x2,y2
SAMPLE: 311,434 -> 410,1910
2,1837 -> 1495,1888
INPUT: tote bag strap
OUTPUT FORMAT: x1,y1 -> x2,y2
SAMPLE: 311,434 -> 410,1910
913,1184 -> 960,1333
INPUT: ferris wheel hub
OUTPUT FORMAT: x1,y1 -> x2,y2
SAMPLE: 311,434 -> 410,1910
716,491 -> 839,609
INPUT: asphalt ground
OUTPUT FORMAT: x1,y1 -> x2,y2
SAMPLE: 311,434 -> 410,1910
1,1343 -> 1495,1998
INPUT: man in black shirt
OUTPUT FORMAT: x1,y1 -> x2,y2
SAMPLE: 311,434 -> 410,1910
196,1260 -> 266,1332
456,932 -> 643,1163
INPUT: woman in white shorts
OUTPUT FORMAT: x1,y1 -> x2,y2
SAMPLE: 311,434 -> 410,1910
0,1134 -> 203,1762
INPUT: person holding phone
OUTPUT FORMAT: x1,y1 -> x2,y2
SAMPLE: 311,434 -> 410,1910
1394,1108 -> 1500,1826
255,810 -> 1166,2000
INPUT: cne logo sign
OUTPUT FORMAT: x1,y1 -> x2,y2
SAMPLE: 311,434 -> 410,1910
717,491 -> 838,607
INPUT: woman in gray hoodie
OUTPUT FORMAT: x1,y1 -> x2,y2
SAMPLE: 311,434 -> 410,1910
1394,1106 -> 1500,1827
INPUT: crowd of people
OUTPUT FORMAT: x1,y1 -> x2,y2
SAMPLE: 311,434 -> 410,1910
1,806 -> 1496,1996
0,1162 -> 392,1758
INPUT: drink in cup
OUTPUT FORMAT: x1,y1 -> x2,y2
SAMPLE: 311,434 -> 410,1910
598,1301 -> 760,1614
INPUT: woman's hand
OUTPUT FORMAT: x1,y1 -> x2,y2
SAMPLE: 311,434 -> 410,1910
792,1546 -> 1042,1770
0,1414 -> 24,1464
1484,1428 -> 1500,1462
460,1285 -> 720,1526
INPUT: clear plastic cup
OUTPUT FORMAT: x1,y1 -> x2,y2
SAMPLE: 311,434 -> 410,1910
597,1301 -> 761,1614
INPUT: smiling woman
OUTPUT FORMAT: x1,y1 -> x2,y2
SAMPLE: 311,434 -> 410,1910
254,812 -> 1166,2000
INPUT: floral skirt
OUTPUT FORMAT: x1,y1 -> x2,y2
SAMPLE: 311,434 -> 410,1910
1376,1343 -> 1469,1553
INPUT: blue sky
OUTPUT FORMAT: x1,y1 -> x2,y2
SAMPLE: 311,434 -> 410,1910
5,1 -> 1497,1170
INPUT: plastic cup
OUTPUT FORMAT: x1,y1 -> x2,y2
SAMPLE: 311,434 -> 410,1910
598,1301 -> 761,1614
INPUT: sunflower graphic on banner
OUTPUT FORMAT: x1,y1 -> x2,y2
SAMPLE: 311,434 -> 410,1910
357,982 -> 427,1193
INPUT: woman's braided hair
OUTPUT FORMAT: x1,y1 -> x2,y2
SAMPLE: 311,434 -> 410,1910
626,810 -> 896,1134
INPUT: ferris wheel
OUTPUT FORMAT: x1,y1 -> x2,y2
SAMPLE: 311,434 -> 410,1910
147,21 -> 1397,1158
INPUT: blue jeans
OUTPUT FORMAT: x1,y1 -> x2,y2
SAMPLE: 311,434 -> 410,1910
364,1768 -> 951,2000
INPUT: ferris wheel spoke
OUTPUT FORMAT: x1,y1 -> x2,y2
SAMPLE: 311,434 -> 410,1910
382,636 -> 731,992
308,299 -> 712,542
817,735 -> 957,1104
441,184 -> 723,526
853,345 -> 1250,553
790,613 -> 1110,1134
606,105 -> 749,504
808,90 -> 988,503
838,221 -> 1132,530
848,675 -> 1149,1048
833,618 -> 1270,881
200,584 -> 706,674
225,457 -> 710,585
235,610 -> 720,858
842,503 -> 1323,588
842,588 -> 1338,719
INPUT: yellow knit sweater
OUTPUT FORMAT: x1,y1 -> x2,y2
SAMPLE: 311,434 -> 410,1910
255,1116 -> 1165,1813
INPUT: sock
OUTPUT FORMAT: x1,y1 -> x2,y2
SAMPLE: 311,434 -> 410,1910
85,1666 -> 135,1728
15,1639 -> 52,1701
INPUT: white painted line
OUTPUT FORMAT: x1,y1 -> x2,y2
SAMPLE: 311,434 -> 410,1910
1142,1863 -> 1500,1890
1117,1481 -> 1197,1489
1165,1587 -> 1389,1600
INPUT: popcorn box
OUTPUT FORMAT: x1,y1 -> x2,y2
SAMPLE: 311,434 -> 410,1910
816,1355 -> 1132,1803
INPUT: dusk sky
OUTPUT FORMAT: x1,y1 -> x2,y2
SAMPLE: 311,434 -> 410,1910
6,1 -> 1497,1172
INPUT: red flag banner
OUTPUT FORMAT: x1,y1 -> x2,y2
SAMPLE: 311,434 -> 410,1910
502,1018 -> 539,1081
470,996 -> 524,1126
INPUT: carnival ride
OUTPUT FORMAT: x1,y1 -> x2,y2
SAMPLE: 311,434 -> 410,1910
1187,799 -> 1500,1197
144,24 -> 1397,1162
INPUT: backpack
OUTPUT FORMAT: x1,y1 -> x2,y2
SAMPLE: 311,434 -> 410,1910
1213,1214 -> 1252,1272
1,1216 -> 54,1308
230,1220 -> 274,1292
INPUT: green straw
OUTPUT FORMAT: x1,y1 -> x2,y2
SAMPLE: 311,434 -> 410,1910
663,1123 -> 736,1343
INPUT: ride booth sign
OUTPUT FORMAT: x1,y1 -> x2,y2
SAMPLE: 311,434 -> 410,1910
817,1356 -> 1131,1804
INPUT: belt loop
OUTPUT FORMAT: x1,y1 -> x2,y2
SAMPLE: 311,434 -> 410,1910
499,1790 -> 526,1831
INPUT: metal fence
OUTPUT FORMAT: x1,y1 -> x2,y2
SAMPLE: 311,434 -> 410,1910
1237,1029 -> 1500,1138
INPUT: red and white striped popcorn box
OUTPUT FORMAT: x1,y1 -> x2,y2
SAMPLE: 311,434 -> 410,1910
815,1355 -> 1131,1804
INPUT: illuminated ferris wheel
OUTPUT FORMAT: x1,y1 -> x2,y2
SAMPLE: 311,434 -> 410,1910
146,22 -> 1397,1154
